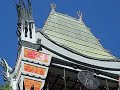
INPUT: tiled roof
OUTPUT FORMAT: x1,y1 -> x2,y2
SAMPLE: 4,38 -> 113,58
43,11 -> 116,60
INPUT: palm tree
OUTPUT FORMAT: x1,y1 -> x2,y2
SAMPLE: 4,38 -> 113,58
0,82 -> 11,90
0,84 -> 5,90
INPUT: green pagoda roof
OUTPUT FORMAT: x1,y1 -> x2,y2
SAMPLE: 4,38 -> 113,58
42,10 -> 116,60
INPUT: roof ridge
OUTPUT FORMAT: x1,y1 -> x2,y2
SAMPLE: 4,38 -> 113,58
54,11 -> 79,21
53,11 -> 91,32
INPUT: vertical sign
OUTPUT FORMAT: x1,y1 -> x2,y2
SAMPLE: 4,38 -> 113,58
24,64 -> 46,76
24,48 -> 51,65
24,78 -> 42,90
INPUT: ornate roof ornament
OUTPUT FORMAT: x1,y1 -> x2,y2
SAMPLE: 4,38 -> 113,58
50,3 -> 56,13
0,58 -> 12,81
16,0 -> 34,24
77,11 -> 82,22
16,0 -> 36,43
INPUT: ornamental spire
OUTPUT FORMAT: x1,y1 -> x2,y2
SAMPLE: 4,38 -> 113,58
77,11 -> 82,22
19,0 -> 26,8
50,3 -> 56,13
16,0 -> 36,43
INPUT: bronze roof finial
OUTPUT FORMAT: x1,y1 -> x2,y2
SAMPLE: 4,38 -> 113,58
50,3 -> 56,12
77,11 -> 82,21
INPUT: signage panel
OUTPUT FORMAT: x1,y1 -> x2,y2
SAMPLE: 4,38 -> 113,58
24,48 -> 51,65
24,78 -> 42,90
24,64 -> 46,76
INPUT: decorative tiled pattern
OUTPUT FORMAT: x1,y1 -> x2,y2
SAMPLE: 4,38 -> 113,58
24,64 -> 46,76
43,12 -> 116,60
24,48 -> 49,63
24,78 -> 42,90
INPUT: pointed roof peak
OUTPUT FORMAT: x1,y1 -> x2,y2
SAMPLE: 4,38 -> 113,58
50,3 -> 56,13
77,11 -> 82,21
16,0 -> 34,23
19,0 -> 26,8
18,0 -> 32,8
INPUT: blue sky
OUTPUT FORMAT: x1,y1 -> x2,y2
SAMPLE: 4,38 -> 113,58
0,0 -> 120,83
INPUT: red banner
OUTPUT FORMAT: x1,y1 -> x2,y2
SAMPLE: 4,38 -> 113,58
24,78 -> 42,90
24,64 -> 46,76
24,48 -> 49,63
